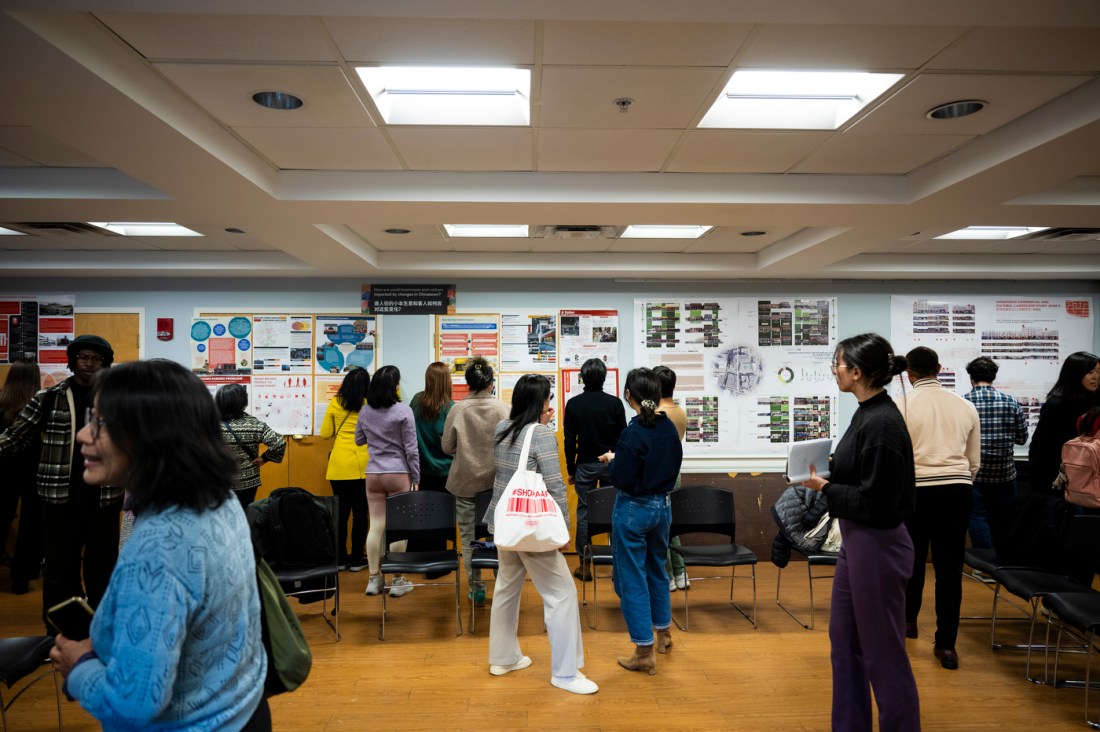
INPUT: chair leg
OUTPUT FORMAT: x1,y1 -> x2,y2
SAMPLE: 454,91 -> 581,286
378,574 -> 388,641
455,576 -> 463,637
1088,630 -> 1100,729
775,562 -> 820,630
728,567 -> 757,629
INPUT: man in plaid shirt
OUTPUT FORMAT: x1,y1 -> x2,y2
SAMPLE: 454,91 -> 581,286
964,357 -> 1029,550
0,335 -> 122,630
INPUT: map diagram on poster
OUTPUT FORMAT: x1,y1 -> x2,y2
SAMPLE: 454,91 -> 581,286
315,316 -> 377,374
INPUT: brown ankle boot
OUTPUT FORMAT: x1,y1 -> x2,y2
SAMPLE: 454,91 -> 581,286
656,628 -> 672,654
618,643 -> 657,675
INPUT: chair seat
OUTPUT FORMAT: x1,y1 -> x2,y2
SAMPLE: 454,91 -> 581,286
0,636 -> 54,688
590,545 -> 613,566
993,568 -> 1090,599
470,547 -> 499,571
802,550 -> 839,565
273,563 -> 340,583
1044,591 -> 1100,632
965,548 -> 1040,575
674,543 -> 757,567
382,551 -> 460,575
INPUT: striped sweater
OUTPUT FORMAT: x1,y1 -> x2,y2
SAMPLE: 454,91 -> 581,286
895,378 -> 981,486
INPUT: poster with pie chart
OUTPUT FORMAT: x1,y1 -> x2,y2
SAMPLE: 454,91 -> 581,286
315,315 -> 378,374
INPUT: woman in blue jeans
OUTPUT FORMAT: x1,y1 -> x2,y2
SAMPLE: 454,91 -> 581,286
599,368 -> 683,675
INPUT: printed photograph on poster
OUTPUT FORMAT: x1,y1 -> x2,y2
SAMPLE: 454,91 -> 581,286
313,374 -> 345,435
37,296 -> 76,385
498,372 -> 558,432
252,315 -> 313,374
315,315 -> 377,374
500,311 -> 557,372
435,314 -> 500,399
190,316 -> 253,374
559,309 -> 619,369
199,375 -> 251,404
561,367 -> 621,409
0,296 -> 41,365
251,374 -> 312,435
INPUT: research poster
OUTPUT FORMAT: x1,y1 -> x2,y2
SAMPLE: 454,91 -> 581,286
252,315 -> 313,374
559,309 -> 619,369
0,294 -> 75,386
199,374 -> 251,404
251,374 -> 313,435
435,314 -> 500,399
190,316 -> 253,374
634,298 -> 839,456
498,371 -> 558,432
500,310 -> 557,372
313,374 -> 345,435
315,315 -> 378,374
561,367 -> 620,408
890,295 -> 1096,434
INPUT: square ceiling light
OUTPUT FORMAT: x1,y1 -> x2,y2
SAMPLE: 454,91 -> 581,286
935,226 -> 1050,240
357,67 -> 531,126
621,225 -> 713,239
88,222 -> 201,236
698,70 -> 904,130
444,224 -> 529,238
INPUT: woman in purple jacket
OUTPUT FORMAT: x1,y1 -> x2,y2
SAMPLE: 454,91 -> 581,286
355,365 -> 420,598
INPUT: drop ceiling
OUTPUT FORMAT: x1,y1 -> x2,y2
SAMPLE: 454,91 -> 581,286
1,0 -> 1099,281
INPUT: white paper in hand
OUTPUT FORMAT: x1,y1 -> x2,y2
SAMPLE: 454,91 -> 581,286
785,438 -> 833,485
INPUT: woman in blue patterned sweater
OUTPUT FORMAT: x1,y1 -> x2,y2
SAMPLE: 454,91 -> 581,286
50,359 -> 268,731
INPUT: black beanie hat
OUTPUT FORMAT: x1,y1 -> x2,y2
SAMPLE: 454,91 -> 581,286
67,335 -> 115,368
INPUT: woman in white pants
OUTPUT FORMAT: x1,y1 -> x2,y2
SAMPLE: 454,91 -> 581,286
485,374 -> 597,695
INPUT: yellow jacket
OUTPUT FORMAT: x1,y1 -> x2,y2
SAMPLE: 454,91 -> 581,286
321,397 -> 369,480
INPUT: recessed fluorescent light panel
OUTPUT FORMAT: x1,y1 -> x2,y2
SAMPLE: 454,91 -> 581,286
698,70 -> 904,130
621,225 -> 713,239
0,226 -> 26,235
357,67 -> 531,126
88,222 -> 202,237
935,226 -> 1050,240
444,224 -> 529,238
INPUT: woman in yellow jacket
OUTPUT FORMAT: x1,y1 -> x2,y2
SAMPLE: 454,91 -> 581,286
322,368 -> 371,571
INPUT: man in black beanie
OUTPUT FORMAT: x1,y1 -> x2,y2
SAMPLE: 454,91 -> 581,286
0,334 -> 123,631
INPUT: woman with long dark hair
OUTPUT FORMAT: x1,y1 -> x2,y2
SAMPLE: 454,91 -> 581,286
0,358 -> 44,594
49,359 -> 269,730
485,374 -> 596,694
1028,351 -> 1100,494
215,383 -> 286,508
598,368 -> 682,675
802,333 -> 920,731
321,367 -> 371,570
355,365 -> 419,597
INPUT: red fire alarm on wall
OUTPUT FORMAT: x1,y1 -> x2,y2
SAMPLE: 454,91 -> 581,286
157,317 -> 174,341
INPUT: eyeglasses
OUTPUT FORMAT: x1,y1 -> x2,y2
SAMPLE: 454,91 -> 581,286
830,361 -> 852,374
84,407 -> 107,441
75,353 -> 103,365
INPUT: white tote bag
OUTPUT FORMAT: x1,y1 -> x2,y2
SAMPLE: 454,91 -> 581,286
493,424 -> 570,552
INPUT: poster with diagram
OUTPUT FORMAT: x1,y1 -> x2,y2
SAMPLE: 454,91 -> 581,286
500,310 -> 557,372
199,374 -> 250,403
251,374 -> 313,435
313,374 -> 345,435
190,316 -> 253,374
890,295 -> 1095,436
0,294 -> 76,387
561,367 -> 620,409
498,371 -> 559,432
559,309 -> 618,369
314,315 -> 378,375
435,314 -> 500,399
634,298 -> 839,456
252,315 -> 313,374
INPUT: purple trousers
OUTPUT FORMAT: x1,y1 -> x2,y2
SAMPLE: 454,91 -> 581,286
830,519 -> 921,732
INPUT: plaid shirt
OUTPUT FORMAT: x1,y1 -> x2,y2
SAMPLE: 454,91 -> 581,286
964,385 -> 1029,483
0,380 -> 123,506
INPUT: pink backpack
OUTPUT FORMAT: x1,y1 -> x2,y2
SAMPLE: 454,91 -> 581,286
1062,435 -> 1100,508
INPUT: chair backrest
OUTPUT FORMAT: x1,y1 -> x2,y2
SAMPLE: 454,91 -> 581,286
669,486 -> 736,543
474,489 -> 492,541
1063,514 -> 1100,578
385,490 -> 457,548
587,487 -> 616,542
248,488 -> 338,567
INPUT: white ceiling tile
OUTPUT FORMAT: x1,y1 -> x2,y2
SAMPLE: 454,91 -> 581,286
793,132 -> 972,174
68,237 -> 159,251
539,67 -> 725,128
666,130 -> 830,173
373,238 -> 455,253
348,224 -> 446,242
235,127 -> 402,170
738,24 -> 965,69
388,128 -> 532,171
607,238 -> 691,253
542,21 -> 750,66
140,236 -> 243,251
156,64 -> 375,128
96,13 -> 336,62
452,239 -> 532,253
0,236 -> 76,251
324,17 -> 535,64
538,129 -> 681,171
927,28 -> 1100,73
685,228 -> 798,253
850,73 -> 1092,135
530,239 -> 610,254
0,126 -> 103,167
0,147 -> 38,166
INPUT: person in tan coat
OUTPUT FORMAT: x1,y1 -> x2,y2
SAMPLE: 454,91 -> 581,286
442,356 -> 510,605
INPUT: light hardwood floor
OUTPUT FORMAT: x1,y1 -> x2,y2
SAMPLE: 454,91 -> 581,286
1,560 -> 1094,731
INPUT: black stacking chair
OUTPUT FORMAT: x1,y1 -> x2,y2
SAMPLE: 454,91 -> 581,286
468,489 -> 498,633
669,486 -> 758,630
962,547 -> 1039,628
1041,591 -> 1100,728
775,545 -> 838,629
0,636 -> 61,731
581,487 -> 617,629
378,490 -> 462,640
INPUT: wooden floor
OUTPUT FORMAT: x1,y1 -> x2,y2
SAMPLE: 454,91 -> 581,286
1,559 -> 1095,731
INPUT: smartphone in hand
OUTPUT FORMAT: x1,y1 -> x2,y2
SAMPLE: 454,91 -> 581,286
47,596 -> 95,640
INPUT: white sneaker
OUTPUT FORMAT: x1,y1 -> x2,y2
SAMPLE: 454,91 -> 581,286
669,577 -> 677,592
389,576 -> 414,597
675,573 -> 690,590
364,574 -> 384,595
489,655 -> 532,676
551,671 -> 599,695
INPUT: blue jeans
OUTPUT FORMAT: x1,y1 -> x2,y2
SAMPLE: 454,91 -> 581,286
969,479 -> 1017,550
611,491 -> 672,646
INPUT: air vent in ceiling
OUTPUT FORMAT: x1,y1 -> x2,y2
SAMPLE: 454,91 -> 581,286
532,225 -> 620,240
3,222 -> 120,236
1012,228 -> 1100,241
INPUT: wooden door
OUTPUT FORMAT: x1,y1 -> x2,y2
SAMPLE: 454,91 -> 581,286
73,312 -> 141,364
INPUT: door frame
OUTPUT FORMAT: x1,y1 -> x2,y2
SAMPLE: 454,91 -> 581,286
75,307 -> 146,359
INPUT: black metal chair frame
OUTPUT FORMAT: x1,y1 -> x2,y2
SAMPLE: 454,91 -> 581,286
378,491 -> 463,641
468,490 -> 498,633
669,486 -> 757,631
961,547 -> 1035,626
581,487 -> 617,630
775,546 -> 838,629
1041,592 -> 1100,729
269,494 -> 341,641
0,636 -> 62,732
